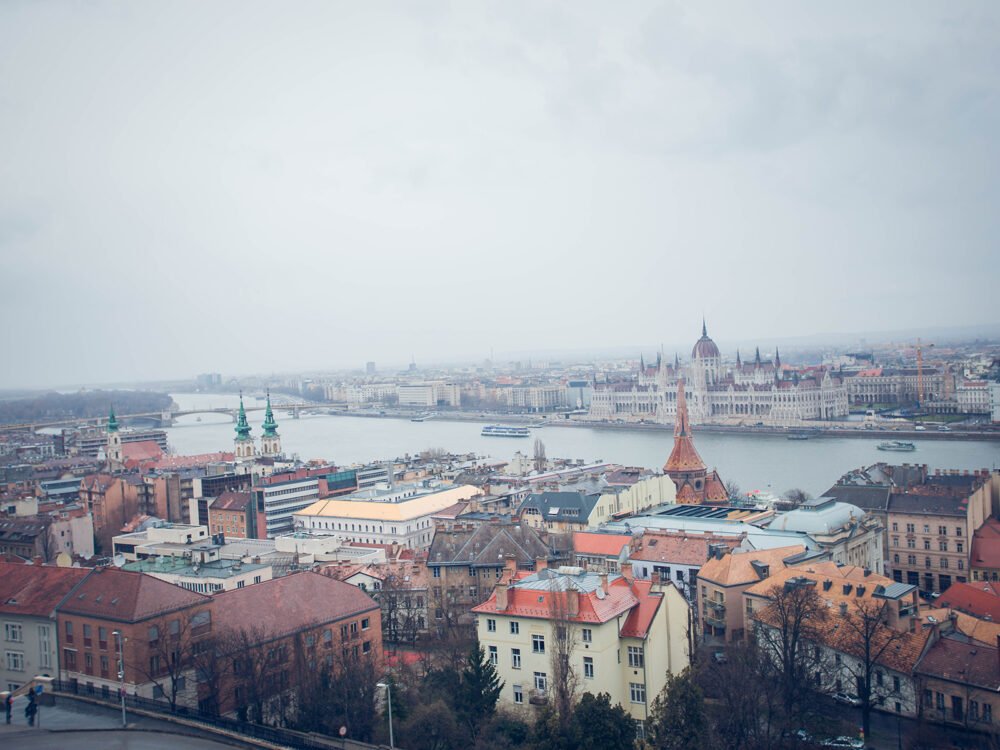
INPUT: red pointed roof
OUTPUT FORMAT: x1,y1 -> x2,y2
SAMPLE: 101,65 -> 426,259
664,379 -> 706,473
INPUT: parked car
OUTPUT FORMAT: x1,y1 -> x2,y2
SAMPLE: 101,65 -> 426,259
821,737 -> 864,749
914,425 -> 927,431
712,651 -> 728,664
832,691 -> 862,707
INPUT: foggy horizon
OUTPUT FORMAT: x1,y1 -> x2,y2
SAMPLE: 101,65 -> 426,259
3,2 -> 999,389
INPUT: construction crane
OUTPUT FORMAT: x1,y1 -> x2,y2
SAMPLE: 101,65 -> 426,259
916,339 -> 935,406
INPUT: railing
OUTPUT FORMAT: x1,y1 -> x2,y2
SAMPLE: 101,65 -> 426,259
50,679 -> 379,750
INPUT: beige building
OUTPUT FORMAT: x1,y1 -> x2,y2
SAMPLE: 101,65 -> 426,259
294,482 -> 481,549
886,470 -> 992,594
588,475 -> 677,527
473,561 -> 690,738
696,545 -> 813,642
0,563 -> 89,693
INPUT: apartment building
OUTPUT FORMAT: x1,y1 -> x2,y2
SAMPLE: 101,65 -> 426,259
696,545 -> 814,642
473,562 -> 690,737
0,563 -> 89,693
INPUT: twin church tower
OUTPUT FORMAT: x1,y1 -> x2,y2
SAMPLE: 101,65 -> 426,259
234,392 -> 282,461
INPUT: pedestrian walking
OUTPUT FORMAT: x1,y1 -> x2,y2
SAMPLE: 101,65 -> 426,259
25,691 -> 37,727
3,693 -> 12,724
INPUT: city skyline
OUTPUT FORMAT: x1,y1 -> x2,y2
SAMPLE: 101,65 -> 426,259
3,3 -> 999,388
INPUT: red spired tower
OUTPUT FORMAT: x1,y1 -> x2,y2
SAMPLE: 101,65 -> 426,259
663,378 -> 728,504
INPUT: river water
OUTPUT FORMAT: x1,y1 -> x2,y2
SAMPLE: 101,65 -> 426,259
164,394 -> 1000,499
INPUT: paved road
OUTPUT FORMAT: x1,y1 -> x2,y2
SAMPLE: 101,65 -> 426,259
0,697 -> 250,749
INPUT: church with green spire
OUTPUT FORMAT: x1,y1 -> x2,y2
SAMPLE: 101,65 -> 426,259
106,404 -> 123,468
234,392 -> 256,462
260,391 -> 282,458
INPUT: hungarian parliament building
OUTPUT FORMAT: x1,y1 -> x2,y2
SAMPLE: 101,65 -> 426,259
588,323 -> 849,427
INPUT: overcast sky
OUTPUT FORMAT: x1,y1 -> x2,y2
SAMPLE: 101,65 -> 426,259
2,2 -> 998,388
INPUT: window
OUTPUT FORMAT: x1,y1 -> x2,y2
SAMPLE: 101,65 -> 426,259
148,625 -> 159,645
906,538 -> 916,549
893,676 -> 901,692
510,621 -> 520,635
971,701 -> 979,721
5,651 -> 24,672
468,566 -> 476,577
908,555 -> 916,566
892,522 -> 898,531
923,539 -> 930,550
488,646 -> 498,665
635,720 -> 646,740
936,692 -> 945,710
628,646 -> 645,668
532,634 -> 545,654
582,628 -> 592,643
363,641 -> 371,654
64,620 -> 73,644
925,557 -> 932,569
361,618 -> 370,630
938,526 -> 947,536
985,703 -> 993,723
834,653 -> 841,666
534,672 -> 547,693
906,523 -> 915,533
956,527 -> 963,537
957,542 -> 964,553
468,586 -> 477,597
83,623 -> 92,647
98,627 -> 108,649
432,567 -> 441,578
630,682 -> 646,704
893,554 -> 900,564
38,626 -> 51,669
512,648 -> 521,669
513,685 -> 523,704
941,559 -> 949,569
584,656 -> 594,679
487,618 -> 496,633
4,623 -> 22,643
892,536 -> 899,547
100,655 -> 109,677
923,524 -> 930,534
939,540 -> 948,551
924,690 -> 933,707
876,671 -> 883,687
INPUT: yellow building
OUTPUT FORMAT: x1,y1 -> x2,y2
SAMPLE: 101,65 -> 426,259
473,560 -> 690,738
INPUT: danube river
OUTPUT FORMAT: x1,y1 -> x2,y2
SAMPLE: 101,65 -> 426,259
163,394 -> 1000,499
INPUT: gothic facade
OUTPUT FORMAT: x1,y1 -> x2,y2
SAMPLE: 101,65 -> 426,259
589,323 -> 849,427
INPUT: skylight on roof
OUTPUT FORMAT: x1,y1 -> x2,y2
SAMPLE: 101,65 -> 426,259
548,507 -> 560,515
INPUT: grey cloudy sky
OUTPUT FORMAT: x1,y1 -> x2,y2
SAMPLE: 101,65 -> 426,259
2,2 -> 999,388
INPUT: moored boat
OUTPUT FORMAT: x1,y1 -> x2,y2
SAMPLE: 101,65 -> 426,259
877,441 -> 916,452
481,424 -> 530,438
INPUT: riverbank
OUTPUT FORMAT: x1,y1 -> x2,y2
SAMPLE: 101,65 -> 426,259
321,409 -> 1000,442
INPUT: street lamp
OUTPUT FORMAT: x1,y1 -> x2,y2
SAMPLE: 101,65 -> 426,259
112,631 -> 126,728
376,681 -> 394,749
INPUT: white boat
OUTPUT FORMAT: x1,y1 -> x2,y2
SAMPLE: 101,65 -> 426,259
481,424 -> 530,438
877,441 -> 916,452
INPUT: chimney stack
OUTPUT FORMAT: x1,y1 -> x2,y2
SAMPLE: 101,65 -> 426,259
534,556 -> 548,573
496,583 -> 510,611
599,573 -> 609,594
651,571 -> 661,586
620,562 -> 633,583
839,602 -> 848,617
566,589 -> 580,618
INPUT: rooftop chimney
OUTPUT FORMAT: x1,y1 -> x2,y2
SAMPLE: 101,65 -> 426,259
535,556 -> 548,573
505,554 -> 518,574
496,583 -> 510,612
599,573 -> 609,594
620,562 -> 633,583
839,602 -> 848,617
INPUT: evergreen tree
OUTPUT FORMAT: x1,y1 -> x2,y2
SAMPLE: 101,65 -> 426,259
458,642 -> 505,739
572,692 -> 636,750
648,668 -> 709,750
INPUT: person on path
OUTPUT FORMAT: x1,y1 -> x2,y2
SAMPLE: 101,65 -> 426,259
25,691 -> 37,726
3,693 -> 12,724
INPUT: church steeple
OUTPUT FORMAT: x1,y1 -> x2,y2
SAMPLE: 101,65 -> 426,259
106,403 -> 123,469
774,348 -> 781,369
107,405 -> 119,433
262,391 -> 278,437
736,349 -> 741,367
702,317 -> 708,338
640,353 -> 645,372
235,392 -> 252,441
260,390 -> 282,458
755,347 -> 762,366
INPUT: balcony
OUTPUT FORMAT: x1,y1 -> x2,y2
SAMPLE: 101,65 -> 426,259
705,600 -> 726,614
529,689 -> 548,706
703,613 -> 727,628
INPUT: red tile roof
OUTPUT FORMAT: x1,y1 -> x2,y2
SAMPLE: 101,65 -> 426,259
972,518 -> 1000,570
212,570 -> 379,638
916,634 -> 1000,690
57,567 -> 210,622
212,490 -> 252,512
631,530 -> 740,566
144,452 -> 235,470
619,578 -> 662,638
938,581 -> 1000,621
572,532 -> 632,558
0,563 -> 90,618
122,440 -> 164,466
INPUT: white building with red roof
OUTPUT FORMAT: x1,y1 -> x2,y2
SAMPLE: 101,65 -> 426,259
473,560 -> 690,735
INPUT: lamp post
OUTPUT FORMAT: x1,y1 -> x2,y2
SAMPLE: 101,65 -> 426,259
376,681 -> 394,749
112,630 -> 126,728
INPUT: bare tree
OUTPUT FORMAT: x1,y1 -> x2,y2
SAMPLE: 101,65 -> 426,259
704,638 -> 784,749
724,481 -> 742,504
753,580 -> 829,718
223,623 -> 288,724
379,573 -> 425,646
830,598 -> 912,742
133,608 -> 212,713
533,438 -> 547,473
548,589 -> 578,728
